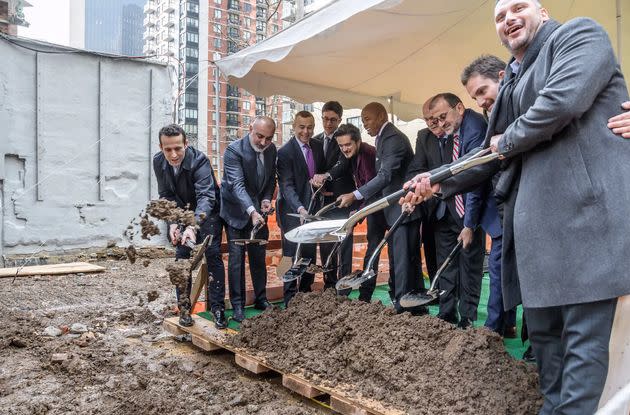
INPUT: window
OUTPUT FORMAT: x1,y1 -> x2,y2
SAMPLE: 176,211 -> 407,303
213,23 -> 221,34
272,24 -> 279,33
347,116 -> 363,129
214,9 -> 222,19
226,98 -> 239,112
256,33 -> 265,42
243,17 -> 251,28
187,32 -> 199,43
214,37 -> 222,48
187,17 -> 198,28
185,93 -> 198,104
228,0 -> 239,10
243,3 -> 251,13
186,47 -> 198,58
228,26 -> 239,38
228,12 -> 239,24
187,3 -> 199,13
243,31 -> 251,41
256,6 -> 266,19
185,62 -> 198,74
212,142 -> 217,151
183,124 -> 198,134
303,104 -> 314,112
256,20 -> 266,33
242,101 -> 251,110
227,84 -> 239,97
242,115 -> 251,125
227,40 -> 239,54
255,101 -> 266,116
214,0 -> 221,4
226,114 -> 239,126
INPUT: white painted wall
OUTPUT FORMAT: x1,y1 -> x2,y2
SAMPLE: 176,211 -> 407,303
0,37 -> 173,261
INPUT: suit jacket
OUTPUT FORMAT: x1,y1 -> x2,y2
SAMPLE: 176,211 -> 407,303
357,122 -> 419,225
276,136 -> 325,230
329,142 -> 377,209
220,135 -> 277,230
440,18 -> 630,308
312,131 -> 356,201
153,146 -> 220,224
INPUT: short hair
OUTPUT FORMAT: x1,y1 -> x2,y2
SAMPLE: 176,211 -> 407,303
429,93 -> 463,110
335,123 -> 361,142
294,110 -> 314,122
461,55 -> 507,85
252,115 -> 276,130
158,123 -> 186,145
321,101 -> 343,118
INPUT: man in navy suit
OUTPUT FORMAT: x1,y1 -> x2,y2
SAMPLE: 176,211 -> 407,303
410,93 -> 486,328
153,124 -> 224,327
220,116 -> 277,325
277,111 -> 325,306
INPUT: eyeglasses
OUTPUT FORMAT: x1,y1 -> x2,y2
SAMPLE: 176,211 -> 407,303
426,107 -> 454,127
322,116 -> 341,124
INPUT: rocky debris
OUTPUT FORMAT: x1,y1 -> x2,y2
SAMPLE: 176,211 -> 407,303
125,245 -> 137,264
70,323 -> 88,334
147,290 -> 159,302
9,338 -> 27,348
231,290 -> 543,415
106,240 -> 117,248
51,353 -> 69,363
42,326 -> 63,337
142,259 -> 151,267
139,215 -> 160,240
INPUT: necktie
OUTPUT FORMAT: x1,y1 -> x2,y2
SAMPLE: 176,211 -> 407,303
452,133 -> 465,218
256,152 -> 265,190
304,144 -> 315,178
323,136 -> 330,156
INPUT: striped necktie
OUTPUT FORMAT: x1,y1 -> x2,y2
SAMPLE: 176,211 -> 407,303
452,133 -> 465,218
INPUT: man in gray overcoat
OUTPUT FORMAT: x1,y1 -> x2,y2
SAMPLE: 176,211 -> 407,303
405,1 -> 630,413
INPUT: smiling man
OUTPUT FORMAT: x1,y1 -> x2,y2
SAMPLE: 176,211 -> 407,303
153,124 -> 224,327
404,1 -> 630,412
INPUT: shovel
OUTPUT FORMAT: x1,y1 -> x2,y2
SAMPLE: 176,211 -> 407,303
399,240 -> 462,308
285,148 -> 498,245
231,208 -> 275,246
286,199 -> 341,222
335,210 -> 410,291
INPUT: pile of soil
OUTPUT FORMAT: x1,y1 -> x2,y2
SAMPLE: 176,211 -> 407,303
165,259 -> 191,286
146,200 -> 197,228
0,258 -> 324,415
231,290 -> 542,415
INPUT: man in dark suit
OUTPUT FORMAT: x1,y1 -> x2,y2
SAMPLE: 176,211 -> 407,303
461,55 -> 517,338
153,124 -> 224,327
406,2 -> 630,411
277,111 -> 325,306
408,93 -> 486,328
337,103 -> 423,313
311,101 -> 356,290
220,116 -> 277,324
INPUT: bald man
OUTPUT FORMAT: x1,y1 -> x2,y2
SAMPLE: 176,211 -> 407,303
337,102 -> 424,312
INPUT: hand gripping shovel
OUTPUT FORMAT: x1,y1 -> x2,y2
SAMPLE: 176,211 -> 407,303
399,240 -> 463,308
285,148 -> 497,245
335,210 -> 410,291
231,208 -> 275,246
286,199 -> 341,222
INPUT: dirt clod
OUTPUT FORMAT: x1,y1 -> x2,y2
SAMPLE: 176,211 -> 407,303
146,200 -> 196,228
231,290 -> 542,415
165,260 -> 191,287
147,290 -> 159,302
142,259 -> 151,267
125,245 -> 137,264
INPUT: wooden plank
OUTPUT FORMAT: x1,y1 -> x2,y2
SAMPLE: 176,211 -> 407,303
235,353 -> 271,374
330,395 -> 371,415
163,318 -> 186,336
282,374 -> 325,398
191,334 -> 222,351
190,261 -> 207,308
0,262 -> 106,278
163,316 -> 231,347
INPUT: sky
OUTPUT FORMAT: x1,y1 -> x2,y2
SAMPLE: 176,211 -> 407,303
19,0 -> 71,46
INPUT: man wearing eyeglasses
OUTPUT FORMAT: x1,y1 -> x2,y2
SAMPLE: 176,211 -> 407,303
408,93 -> 486,329
311,101 -> 356,291
220,116 -> 277,325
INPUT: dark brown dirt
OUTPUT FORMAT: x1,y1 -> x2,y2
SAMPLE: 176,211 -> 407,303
147,290 -> 159,302
140,215 -> 161,240
126,244 -> 137,264
231,290 -> 542,415
0,258 -> 325,415
165,260 -> 191,287
143,259 -> 151,267
146,200 -> 196,228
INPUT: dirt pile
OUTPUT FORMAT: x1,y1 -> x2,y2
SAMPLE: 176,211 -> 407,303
146,200 -> 197,228
231,290 -> 542,415
165,260 -> 191,286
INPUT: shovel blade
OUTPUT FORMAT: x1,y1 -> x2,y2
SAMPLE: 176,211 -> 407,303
399,290 -> 439,308
335,270 -> 375,291
281,258 -> 312,283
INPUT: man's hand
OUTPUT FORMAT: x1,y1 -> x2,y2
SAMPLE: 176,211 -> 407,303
458,227 -> 474,249
489,134 -> 505,159
251,211 -> 264,227
260,199 -> 272,213
402,202 -> 415,214
337,192 -> 356,208
297,206 -> 308,225
608,101 -> 630,138
310,173 -> 329,188
180,226 -> 196,246
169,224 -> 180,246
400,173 -> 438,206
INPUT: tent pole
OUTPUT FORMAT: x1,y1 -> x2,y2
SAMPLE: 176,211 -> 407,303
617,0 -> 622,65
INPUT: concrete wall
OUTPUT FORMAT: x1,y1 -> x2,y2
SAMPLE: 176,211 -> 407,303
0,37 -> 173,262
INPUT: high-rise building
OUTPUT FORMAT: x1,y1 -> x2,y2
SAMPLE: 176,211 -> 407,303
0,0 -> 31,35
70,0 -> 145,56
142,0 -> 178,63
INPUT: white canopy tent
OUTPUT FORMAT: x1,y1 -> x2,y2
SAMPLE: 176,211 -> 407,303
216,0 -> 624,121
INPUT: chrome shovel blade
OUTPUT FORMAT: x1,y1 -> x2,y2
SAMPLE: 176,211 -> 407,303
284,219 -> 347,243
399,290 -> 439,308
335,270 -> 375,291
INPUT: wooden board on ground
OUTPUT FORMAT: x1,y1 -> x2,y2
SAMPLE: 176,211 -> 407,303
0,262 -> 106,278
163,315 -> 405,415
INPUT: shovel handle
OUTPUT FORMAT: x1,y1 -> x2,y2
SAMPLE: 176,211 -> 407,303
427,240 -> 463,292
363,210 -> 410,275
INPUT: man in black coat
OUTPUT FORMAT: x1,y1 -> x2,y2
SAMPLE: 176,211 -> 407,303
153,124 -> 224,327
276,111 -> 325,306
337,102 -> 423,313
311,101 -> 355,290
220,116 -> 277,324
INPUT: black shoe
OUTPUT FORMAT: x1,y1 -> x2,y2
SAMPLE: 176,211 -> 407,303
408,306 -> 429,317
212,308 -> 227,329
457,317 -> 473,330
503,325 -> 518,339
232,306 -> 245,323
179,310 -> 194,327
437,313 -> 458,325
253,300 -> 272,311
522,346 -> 536,363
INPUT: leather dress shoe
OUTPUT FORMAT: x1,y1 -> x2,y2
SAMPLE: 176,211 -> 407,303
457,317 -> 473,330
522,346 -> 536,364
178,309 -> 194,327
253,300 -> 272,310
503,325 -> 518,339
232,306 -> 245,323
212,308 -> 227,329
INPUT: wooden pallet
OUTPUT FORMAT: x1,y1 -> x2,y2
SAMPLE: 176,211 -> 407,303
163,315 -> 404,415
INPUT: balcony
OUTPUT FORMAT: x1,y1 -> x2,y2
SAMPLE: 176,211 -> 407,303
165,29 -> 175,41
143,44 -> 156,55
164,0 -> 175,13
143,1 -> 156,14
143,29 -> 155,40
165,16 -> 175,27
143,15 -> 155,27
